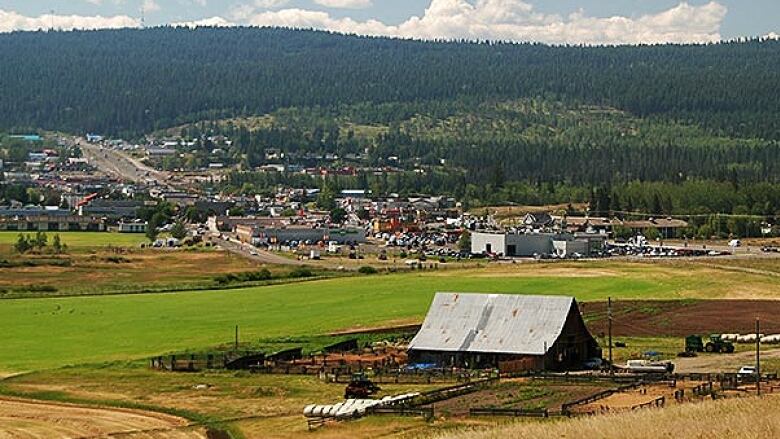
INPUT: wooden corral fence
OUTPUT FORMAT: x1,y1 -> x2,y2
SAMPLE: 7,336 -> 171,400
365,406 -> 434,420
469,407 -> 550,418
409,376 -> 500,407
526,372 -> 656,385
149,351 -> 266,372
561,381 -> 645,416
328,367 -> 491,385
632,396 -> 665,410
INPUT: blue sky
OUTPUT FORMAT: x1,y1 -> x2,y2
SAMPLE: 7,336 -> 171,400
1,1 -> 777,44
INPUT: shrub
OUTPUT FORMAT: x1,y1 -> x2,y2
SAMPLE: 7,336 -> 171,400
358,266 -> 378,275
288,267 -> 314,278
214,269 -> 272,285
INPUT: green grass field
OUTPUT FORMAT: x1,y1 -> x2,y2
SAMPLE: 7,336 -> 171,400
1,261 -> 778,373
0,231 -> 147,249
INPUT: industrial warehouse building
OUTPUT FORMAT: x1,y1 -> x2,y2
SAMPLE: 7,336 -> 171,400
408,293 -> 601,372
470,231 -> 606,257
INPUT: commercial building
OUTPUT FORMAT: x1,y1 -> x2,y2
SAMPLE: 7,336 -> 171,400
236,224 -> 365,245
471,231 -> 606,257
0,215 -> 105,232
118,221 -> 148,233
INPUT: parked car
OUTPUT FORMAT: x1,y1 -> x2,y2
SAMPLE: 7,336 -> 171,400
738,365 -> 757,377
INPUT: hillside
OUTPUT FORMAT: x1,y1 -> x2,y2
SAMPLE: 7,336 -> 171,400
0,27 -> 778,139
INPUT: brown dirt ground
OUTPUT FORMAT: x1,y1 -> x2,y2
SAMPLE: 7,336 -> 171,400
0,397 -> 205,439
583,300 -> 780,337
426,379 -> 613,416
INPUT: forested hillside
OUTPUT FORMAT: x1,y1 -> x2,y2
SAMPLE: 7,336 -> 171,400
0,27 -> 778,139
169,99 -> 780,227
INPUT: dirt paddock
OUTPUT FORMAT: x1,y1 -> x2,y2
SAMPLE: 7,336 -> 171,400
0,397 -> 205,439
583,300 -> 780,337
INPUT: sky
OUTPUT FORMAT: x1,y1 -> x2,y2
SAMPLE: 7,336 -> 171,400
0,0 -> 777,45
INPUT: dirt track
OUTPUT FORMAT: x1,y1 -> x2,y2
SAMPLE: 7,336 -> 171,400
0,397 -> 205,439
583,300 -> 780,337
674,348 -> 780,373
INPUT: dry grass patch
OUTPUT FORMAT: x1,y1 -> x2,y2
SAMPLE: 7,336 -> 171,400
434,395 -> 780,439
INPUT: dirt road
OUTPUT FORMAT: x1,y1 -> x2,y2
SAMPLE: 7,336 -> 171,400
674,348 -> 780,373
0,397 -> 205,439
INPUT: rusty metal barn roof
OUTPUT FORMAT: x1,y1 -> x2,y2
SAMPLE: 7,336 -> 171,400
408,292 -> 576,356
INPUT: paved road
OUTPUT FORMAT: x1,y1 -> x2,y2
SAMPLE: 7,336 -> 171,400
80,140 -> 174,189
211,235 -> 307,266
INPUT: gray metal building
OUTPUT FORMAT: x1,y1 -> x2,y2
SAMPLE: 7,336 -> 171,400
471,231 -> 605,257
408,292 -> 601,372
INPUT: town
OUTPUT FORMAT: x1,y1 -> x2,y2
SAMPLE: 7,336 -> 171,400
1,133 -> 764,265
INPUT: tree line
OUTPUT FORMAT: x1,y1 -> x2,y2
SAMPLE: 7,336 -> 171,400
0,28 -> 777,139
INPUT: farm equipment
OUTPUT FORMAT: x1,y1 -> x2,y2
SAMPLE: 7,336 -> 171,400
344,373 -> 381,399
685,334 -> 735,354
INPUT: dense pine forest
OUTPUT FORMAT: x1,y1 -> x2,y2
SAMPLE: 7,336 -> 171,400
0,27 -> 778,139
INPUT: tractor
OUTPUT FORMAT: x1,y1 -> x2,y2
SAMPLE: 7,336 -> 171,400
344,373 -> 381,399
685,334 -> 735,354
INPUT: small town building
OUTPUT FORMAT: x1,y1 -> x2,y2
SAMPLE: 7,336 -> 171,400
408,292 -> 601,372
622,217 -> 689,239
118,221 -> 148,233
0,215 -> 105,232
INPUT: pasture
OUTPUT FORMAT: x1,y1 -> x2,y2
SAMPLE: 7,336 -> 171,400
0,231 -> 147,249
1,261 -> 779,373
0,248 -> 266,297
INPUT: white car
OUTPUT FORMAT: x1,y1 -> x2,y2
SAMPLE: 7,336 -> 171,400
738,366 -> 756,377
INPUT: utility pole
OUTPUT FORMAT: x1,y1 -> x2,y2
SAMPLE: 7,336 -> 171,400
756,317 -> 761,396
608,297 -> 613,375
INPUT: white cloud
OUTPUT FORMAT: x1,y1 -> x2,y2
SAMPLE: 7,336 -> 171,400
0,1 -> 731,45
173,16 -> 235,28
0,9 -> 139,32
242,0 -> 728,45
142,0 -> 161,13
313,0 -> 372,9
255,0 -> 290,9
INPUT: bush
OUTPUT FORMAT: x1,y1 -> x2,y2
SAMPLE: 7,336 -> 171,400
358,266 -> 378,275
214,269 -> 272,285
288,267 -> 314,278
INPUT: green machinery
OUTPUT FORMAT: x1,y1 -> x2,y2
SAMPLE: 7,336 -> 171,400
685,334 -> 735,354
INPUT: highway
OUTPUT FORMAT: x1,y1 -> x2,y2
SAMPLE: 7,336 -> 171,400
79,140 -> 174,189
211,235 -> 307,266
78,137 -> 313,267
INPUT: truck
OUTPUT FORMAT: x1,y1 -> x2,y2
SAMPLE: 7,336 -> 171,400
623,359 -> 675,374
685,334 -> 735,353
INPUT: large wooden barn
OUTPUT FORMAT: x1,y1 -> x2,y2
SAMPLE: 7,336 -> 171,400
408,292 -> 601,372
